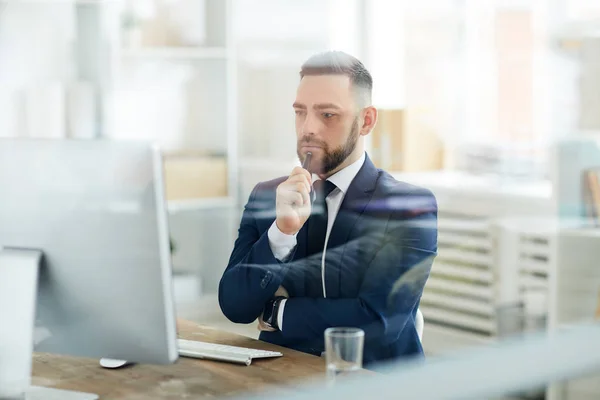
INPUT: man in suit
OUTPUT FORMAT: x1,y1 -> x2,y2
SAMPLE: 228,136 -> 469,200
219,51 -> 437,367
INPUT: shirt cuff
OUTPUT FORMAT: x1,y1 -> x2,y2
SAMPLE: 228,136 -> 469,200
267,221 -> 297,261
277,299 -> 287,331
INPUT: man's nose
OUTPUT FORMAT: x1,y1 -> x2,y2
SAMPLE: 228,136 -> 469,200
301,112 -> 320,137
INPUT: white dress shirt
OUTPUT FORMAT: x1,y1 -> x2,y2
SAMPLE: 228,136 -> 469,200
267,152 -> 366,330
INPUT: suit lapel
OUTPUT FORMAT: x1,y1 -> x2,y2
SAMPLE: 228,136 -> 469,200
324,155 -> 379,298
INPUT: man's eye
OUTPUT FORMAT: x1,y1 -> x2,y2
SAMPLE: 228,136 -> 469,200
323,113 -> 335,119
295,110 -> 305,116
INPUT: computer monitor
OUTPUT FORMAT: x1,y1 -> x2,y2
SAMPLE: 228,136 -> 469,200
0,139 -> 178,399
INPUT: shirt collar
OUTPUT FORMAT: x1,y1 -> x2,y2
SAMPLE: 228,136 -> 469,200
312,152 -> 366,195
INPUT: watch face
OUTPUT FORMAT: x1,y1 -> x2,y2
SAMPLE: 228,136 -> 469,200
263,300 -> 275,325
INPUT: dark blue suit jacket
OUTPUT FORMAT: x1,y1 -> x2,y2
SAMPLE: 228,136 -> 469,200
219,155 -> 437,366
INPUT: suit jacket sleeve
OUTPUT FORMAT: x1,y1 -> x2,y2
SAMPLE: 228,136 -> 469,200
280,190 -> 438,345
218,183 -> 291,323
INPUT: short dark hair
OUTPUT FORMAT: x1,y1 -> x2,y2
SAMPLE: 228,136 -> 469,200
300,51 -> 373,106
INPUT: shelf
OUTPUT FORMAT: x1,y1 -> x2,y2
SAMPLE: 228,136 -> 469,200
426,278 -> 494,300
437,232 -> 492,251
421,291 -> 496,316
167,196 -> 235,213
121,47 -> 228,61
433,262 -> 494,283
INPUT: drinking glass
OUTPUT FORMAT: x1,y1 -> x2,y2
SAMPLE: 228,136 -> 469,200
324,327 -> 364,385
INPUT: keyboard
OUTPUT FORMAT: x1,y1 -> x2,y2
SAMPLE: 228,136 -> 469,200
178,339 -> 283,366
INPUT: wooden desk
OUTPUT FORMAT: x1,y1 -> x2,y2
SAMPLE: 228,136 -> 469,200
32,319 -> 327,399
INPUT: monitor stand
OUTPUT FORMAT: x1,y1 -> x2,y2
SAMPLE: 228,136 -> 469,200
0,248 -> 98,400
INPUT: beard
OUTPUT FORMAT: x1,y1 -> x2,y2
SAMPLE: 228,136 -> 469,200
297,117 -> 360,175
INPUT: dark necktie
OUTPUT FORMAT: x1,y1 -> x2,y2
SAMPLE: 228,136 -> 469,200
306,180 -> 337,257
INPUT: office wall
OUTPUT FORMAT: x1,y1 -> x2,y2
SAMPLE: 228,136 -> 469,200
235,0 -> 331,164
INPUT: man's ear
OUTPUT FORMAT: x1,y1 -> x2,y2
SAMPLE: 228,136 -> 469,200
361,106 -> 378,136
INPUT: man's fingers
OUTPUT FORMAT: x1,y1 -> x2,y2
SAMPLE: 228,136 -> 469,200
290,167 -> 312,190
279,187 -> 306,207
279,177 -> 310,196
294,183 -> 311,204
257,319 -> 275,332
301,189 -> 310,206
286,192 -> 303,207
286,174 -> 311,193
283,180 -> 310,196
291,166 -> 312,182
277,170 -> 311,201
295,182 -> 306,194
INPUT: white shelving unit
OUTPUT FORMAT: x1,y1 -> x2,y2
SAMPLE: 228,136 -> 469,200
395,166 -> 600,399
72,0 -> 240,294
76,0 -> 238,202
393,171 -> 553,353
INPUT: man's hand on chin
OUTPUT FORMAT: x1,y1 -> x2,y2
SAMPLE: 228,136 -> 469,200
257,285 -> 289,331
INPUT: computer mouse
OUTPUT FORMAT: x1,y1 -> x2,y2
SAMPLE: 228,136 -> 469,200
99,358 -> 131,369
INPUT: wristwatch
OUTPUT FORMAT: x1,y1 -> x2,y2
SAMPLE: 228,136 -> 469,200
262,296 -> 287,330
